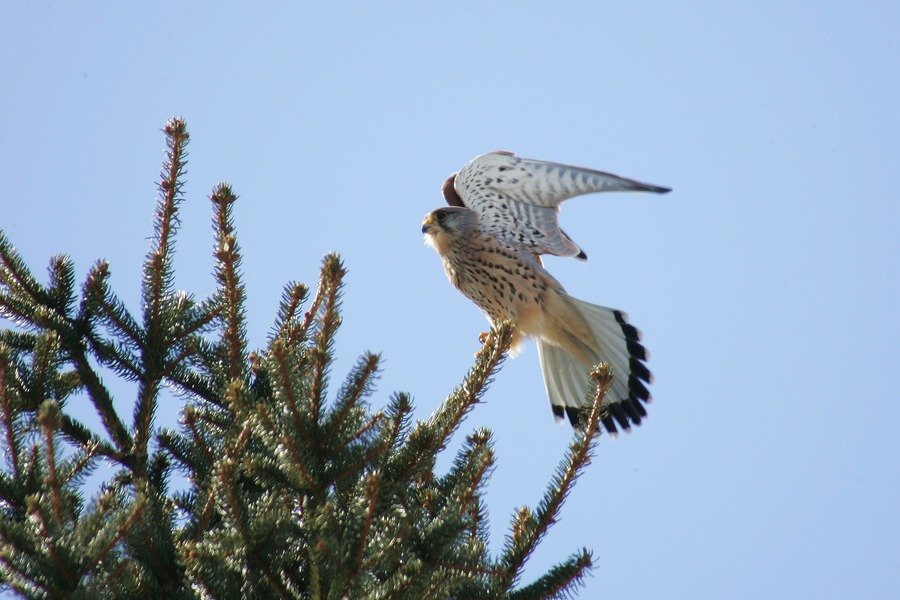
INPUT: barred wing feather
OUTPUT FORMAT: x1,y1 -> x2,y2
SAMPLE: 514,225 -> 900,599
445,151 -> 670,259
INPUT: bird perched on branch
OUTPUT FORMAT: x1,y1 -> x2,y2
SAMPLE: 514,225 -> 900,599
422,151 -> 670,436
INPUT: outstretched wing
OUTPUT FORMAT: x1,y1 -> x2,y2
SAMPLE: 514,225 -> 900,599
443,151 -> 670,259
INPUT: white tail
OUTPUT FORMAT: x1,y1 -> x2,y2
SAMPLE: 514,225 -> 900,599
536,294 -> 652,436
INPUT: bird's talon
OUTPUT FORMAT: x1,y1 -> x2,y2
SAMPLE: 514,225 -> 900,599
478,331 -> 490,344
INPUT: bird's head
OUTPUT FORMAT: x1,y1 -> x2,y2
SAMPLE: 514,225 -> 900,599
421,207 -> 478,255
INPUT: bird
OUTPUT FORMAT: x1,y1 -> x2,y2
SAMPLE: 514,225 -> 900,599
421,151 -> 670,436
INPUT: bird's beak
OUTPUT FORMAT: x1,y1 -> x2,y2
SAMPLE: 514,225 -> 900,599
421,214 -> 435,234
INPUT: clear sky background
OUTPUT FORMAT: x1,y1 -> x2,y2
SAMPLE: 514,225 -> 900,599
2,2 -> 898,598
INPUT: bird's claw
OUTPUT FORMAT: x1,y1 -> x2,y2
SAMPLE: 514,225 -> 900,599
473,331 -> 492,357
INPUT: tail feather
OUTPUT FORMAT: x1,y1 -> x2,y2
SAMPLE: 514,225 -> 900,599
536,295 -> 652,436
536,341 -> 591,424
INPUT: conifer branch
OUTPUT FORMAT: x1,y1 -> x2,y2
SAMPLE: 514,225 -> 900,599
422,574 -> 452,599
211,183 -> 246,382
163,341 -> 222,406
68,348 -> 131,454
56,445 -> 99,493
0,249 -> 128,462
0,349 -> 20,478
145,118 -> 188,337
456,431 -> 494,520
190,488 -> 218,544
30,333 -> 58,398
250,555 -> 293,600
34,501 -> 77,591
330,424 -> 388,485
219,455 -> 247,536
46,255 -> 76,318
331,414 -> 385,468
274,423 -> 316,490
0,233 -> 51,316
96,559 -> 132,595
270,339 -> 314,450
321,352 -> 380,447
432,323 -> 513,443
170,298 -> 219,345
0,292 -> 37,331
158,342 -> 198,381
498,364 -> 612,591
57,413 -> 117,458
381,392 -> 414,452
432,560 -> 501,576
394,323 -> 512,482
183,407 -> 216,467
126,119 -> 190,482
84,260 -> 145,353
297,275 -> 330,347
351,471 -> 381,575
0,329 -> 37,353
308,254 -> 345,424
507,549 -> 593,600
358,531 -> 403,575
272,282 -> 309,345
131,380 -> 161,478
78,494 -> 145,582
37,401 -> 65,524
65,264 -> 132,453
0,552 -> 53,598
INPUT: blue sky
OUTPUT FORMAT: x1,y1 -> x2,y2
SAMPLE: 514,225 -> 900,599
2,2 -> 898,597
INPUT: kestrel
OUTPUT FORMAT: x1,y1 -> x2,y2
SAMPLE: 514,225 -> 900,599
421,151 -> 670,436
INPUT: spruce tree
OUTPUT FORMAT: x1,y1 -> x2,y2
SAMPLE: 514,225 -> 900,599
0,118 -> 614,599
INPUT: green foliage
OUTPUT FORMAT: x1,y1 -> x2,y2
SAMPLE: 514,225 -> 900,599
0,119 -> 612,599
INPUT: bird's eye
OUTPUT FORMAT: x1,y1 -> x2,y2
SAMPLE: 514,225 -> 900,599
435,211 -> 447,222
